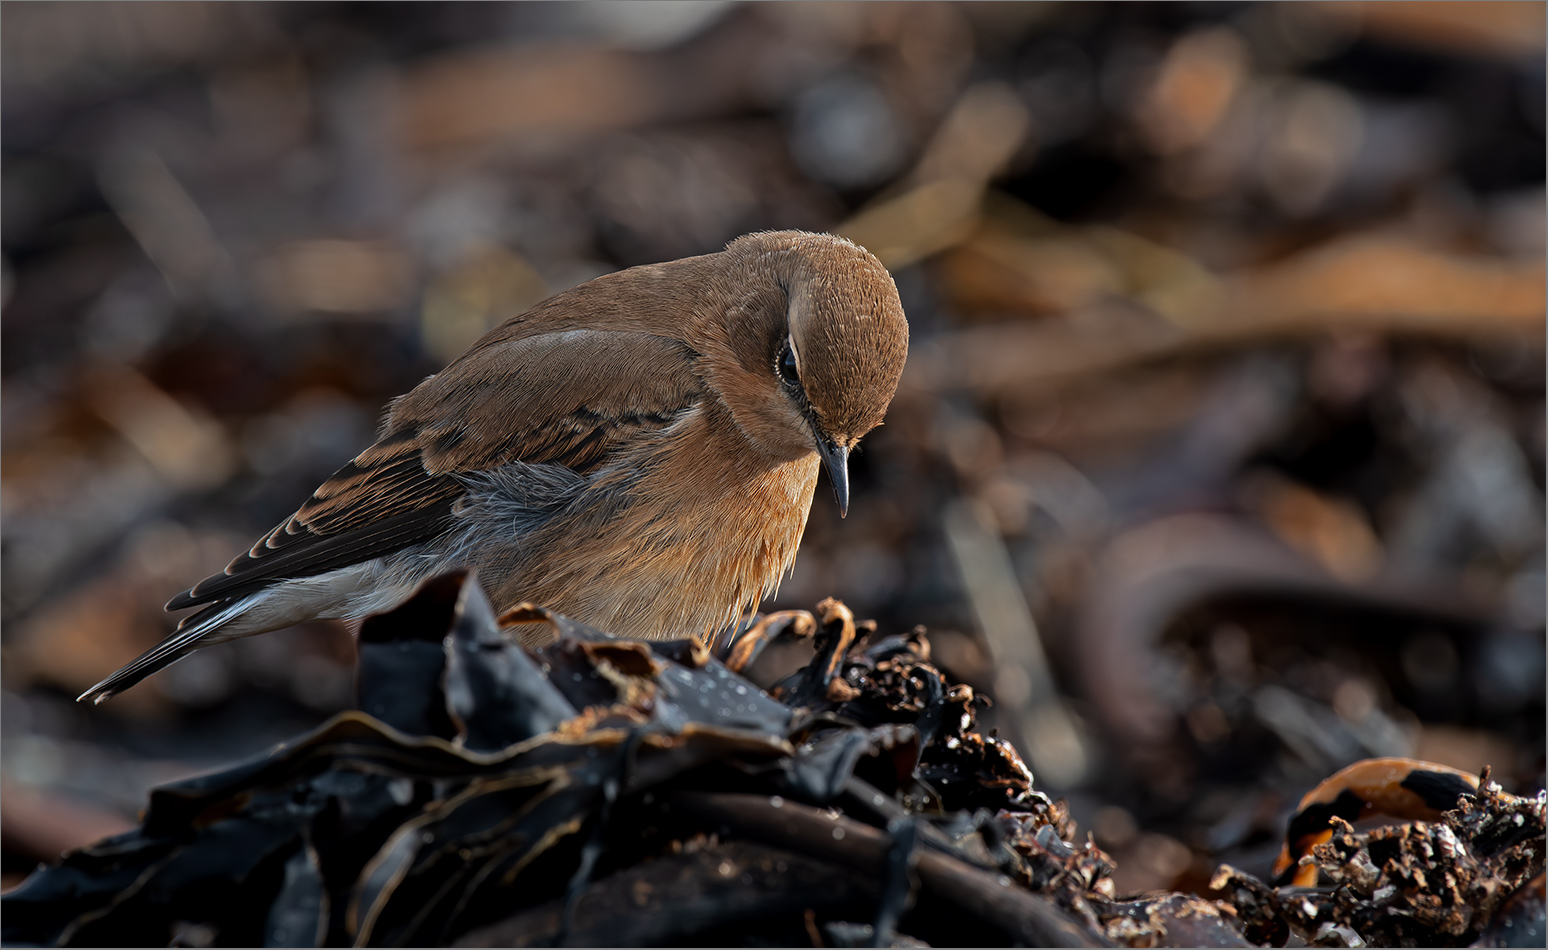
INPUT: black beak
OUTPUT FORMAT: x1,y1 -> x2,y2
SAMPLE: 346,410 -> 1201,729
816,437 -> 850,518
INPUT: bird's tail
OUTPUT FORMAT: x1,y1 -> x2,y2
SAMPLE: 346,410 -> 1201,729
76,598 -> 248,705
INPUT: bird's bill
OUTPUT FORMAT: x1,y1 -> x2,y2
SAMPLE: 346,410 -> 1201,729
817,438 -> 850,518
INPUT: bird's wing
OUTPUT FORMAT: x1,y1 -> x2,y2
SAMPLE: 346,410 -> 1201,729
168,330 -> 703,610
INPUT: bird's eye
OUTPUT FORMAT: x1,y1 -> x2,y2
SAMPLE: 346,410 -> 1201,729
777,340 -> 800,388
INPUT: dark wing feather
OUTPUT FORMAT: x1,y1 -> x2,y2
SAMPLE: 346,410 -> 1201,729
168,330 -> 703,611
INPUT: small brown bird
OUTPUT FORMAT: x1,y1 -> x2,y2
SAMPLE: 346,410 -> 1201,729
80,231 -> 909,703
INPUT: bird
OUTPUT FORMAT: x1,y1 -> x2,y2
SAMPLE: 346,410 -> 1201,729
79,230 -> 910,704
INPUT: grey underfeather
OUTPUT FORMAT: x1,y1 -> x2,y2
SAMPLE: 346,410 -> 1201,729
440,460 -> 592,565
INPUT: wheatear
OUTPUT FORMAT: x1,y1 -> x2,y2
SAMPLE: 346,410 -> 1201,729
81,231 -> 909,703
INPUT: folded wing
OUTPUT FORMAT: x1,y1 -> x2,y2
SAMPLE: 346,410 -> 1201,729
168,330 -> 703,611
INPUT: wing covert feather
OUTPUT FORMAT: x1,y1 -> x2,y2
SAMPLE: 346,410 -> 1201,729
170,331 -> 702,609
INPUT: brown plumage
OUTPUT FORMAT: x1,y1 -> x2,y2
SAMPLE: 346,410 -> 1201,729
80,231 -> 909,703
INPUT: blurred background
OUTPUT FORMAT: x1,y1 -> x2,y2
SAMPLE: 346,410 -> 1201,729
2,0 -> 1543,897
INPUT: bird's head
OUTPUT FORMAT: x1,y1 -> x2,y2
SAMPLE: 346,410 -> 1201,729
707,231 -> 909,517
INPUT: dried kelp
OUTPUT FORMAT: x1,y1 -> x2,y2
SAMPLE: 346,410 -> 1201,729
7,575 -> 1542,948
1212,767 -> 1546,947
1,574 -> 1108,948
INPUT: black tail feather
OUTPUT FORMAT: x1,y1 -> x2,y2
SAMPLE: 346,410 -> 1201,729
77,600 -> 243,704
